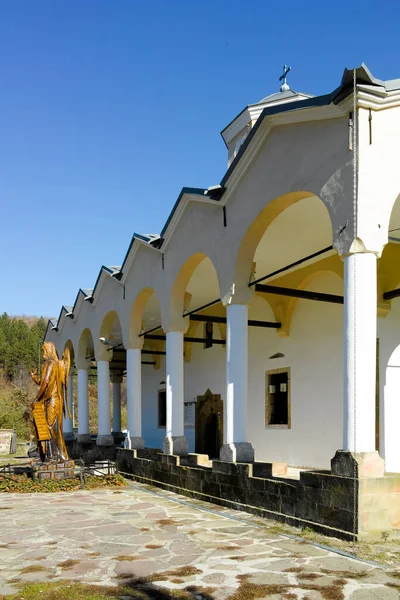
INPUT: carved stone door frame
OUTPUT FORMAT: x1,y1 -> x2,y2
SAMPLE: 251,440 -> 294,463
195,389 -> 223,457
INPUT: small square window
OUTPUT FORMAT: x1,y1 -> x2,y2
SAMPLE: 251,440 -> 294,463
265,368 -> 290,428
158,389 -> 166,428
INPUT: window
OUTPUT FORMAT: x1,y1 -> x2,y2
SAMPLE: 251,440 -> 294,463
265,368 -> 290,427
158,390 -> 166,428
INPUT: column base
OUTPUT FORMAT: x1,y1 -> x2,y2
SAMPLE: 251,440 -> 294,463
220,442 -> 254,463
63,432 -> 75,442
331,450 -> 385,478
77,434 -> 92,444
96,434 -> 114,447
163,436 -> 188,456
130,436 -> 145,450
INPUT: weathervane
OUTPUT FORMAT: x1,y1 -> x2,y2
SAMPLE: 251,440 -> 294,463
279,65 -> 291,92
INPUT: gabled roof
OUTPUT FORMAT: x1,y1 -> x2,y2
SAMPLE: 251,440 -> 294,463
71,288 -> 93,313
44,318 -> 57,338
91,265 -> 122,299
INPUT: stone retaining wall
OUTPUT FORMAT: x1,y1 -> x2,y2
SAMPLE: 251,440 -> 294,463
116,449 -> 357,540
66,441 -> 400,540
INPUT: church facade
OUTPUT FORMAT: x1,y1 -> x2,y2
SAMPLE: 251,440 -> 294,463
45,64 -> 400,535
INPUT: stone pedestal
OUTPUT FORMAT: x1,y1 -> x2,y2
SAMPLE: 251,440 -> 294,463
130,436 -> 145,450
96,434 -> 114,447
163,435 -> 188,456
220,442 -> 254,463
331,450 -> 385,478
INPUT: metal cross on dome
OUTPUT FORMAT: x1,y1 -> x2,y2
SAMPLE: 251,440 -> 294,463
279,65 -> 291,85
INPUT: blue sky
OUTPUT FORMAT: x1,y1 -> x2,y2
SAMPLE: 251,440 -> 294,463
1,1 -> 399,318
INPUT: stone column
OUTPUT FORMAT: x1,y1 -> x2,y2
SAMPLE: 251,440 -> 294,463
96,360 -> 113,446
111,374 -> 122,439
77,368 -> 91,443
332,251 -> 384,478
163,331 -> 188,456
63,368 -> 75,441
220,303 -> 254,463
126,348 -> 145,449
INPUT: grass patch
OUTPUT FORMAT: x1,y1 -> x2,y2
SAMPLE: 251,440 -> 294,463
115,555 -> 141,561
387,582 -> 400,589
297,572 -> 320,580
147,566 -> 202,582
140,527 -> 149,532
0,581 -> 133,600
216,545 -> 240,551
226,574 -> 346,600
228,578 -> 291,600
33,556 -> 47,561
283,567 -> 304,573
156,518 -> 178,526
320,569 -> 368,579
20,565 -> 48,574
389,570 -> 400,578
0,474 -> 126,493
57,559 -> 80,570
145,544 -> 163,549
87,552 -> 101,558
299,585 -> 344,600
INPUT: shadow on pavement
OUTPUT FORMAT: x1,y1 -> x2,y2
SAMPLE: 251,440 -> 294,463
120,577 -> 215,599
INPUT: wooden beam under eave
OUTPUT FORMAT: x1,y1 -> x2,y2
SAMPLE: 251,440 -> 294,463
189,314 -> 281,328
383,288 -> 400,300
145,334 -> 225,345
255,283 -> 344,304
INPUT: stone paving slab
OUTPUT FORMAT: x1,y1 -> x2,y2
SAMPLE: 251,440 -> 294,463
0,481 -> 399,598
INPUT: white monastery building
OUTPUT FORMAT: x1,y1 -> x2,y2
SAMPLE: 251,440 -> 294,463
45,63 -> 400,482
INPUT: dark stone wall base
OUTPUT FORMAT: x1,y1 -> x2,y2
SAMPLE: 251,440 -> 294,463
116,449 -> 358,540
67,442 -> 400,540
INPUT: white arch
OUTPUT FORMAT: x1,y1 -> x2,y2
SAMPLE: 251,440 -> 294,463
383,344 -> 400,472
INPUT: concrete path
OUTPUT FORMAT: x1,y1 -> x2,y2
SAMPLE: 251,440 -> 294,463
0,481 -> 399,599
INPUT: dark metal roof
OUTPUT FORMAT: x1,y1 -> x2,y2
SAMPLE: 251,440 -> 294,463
254,89 -> 313,105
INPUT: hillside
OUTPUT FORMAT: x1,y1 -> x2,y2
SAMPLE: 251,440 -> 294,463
0,313 -> 126,440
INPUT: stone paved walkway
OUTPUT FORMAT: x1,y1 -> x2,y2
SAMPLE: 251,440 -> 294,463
0,481 -> 399,598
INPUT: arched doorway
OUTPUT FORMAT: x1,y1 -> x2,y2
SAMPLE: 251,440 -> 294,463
195,389 -> 223,458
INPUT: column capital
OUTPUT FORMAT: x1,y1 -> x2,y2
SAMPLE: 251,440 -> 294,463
340,249 -> 379,260
222,284 -> 254,307
162,316 -> 189,334
126,337 -> 144,350
336,236 -> 382,258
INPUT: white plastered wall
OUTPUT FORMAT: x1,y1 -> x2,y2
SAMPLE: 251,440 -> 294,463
139,273 -> 344,469
378,298 -> 400,473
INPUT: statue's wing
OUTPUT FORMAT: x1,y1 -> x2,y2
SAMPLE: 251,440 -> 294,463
62,348 -> 72,420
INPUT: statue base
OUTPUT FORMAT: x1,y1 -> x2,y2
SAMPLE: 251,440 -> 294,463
31,459 -> 75,481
